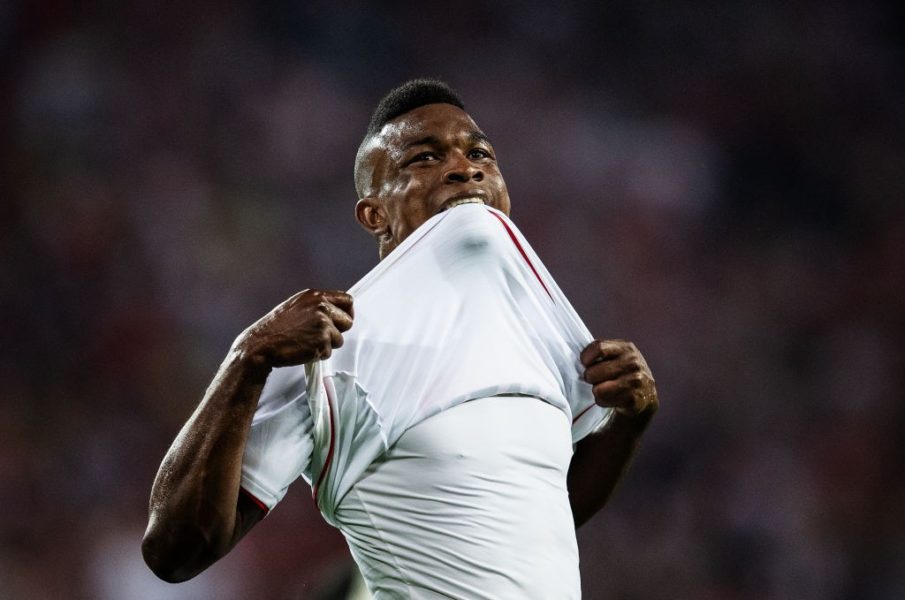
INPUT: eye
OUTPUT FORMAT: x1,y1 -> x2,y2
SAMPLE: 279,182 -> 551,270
407,151 -> 439,165
468,148 -> 492,160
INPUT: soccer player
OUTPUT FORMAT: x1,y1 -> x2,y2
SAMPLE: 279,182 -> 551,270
142,79 -> 658,598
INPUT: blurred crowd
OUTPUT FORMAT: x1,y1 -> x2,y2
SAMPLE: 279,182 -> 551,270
2,1 -> 903,598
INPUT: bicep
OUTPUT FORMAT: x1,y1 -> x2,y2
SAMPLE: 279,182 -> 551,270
567,430 -> 613,527
567,412 -> 651,527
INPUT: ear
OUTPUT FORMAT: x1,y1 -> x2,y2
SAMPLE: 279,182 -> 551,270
355,197 -> 387,237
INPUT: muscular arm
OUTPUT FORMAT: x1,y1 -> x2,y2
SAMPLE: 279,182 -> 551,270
142,290 -> 353,582
568,410 -> 654,527
141,350 -> 269,582
566,339 -> 658,528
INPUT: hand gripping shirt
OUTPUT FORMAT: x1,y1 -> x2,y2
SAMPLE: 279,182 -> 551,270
239,204 -> 612,596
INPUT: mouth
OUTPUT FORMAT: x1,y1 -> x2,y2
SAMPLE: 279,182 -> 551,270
440,195 -> 486,212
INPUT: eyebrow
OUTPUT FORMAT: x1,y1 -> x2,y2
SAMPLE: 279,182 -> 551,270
469,131 -> 492,145
401,135 -> 441,152
400,130 -> 493,152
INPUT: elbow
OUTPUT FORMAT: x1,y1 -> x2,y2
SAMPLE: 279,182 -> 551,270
141,522 -> 223,583
142,532 -> 184,583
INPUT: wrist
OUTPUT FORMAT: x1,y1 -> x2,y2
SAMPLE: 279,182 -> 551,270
611,406 -> 656,434
228,333 -> 273,384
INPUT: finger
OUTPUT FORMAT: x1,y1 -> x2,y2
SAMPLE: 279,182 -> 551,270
583,354 -> 641,385
329,324 -> 345,349
580,339 -> 631,367
322,301 -> 354,332
590,379 -> 636,410
313,324 -> 344,360
319,290 -> 354,316
592,371 -> 655,411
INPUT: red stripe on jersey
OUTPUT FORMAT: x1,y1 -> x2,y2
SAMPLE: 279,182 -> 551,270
571,403 -> 596,424
487,210 -> 553,302
240,487 -> 269,514
312,377 -> 337,508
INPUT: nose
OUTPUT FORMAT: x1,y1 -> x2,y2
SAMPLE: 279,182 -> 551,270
443,153 -> 484,183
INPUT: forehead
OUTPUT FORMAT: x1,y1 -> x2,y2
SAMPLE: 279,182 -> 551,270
376,103 -> 485,154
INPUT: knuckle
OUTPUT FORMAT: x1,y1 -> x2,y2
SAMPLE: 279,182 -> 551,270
592,383 -> 606,400
593,380 -> 613,397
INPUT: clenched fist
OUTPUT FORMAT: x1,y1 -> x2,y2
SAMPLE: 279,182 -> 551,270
581,339 -> 658,418
233,289 -> 354,375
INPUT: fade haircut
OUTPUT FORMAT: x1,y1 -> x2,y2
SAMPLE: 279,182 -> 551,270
365,78 -> 464,137
355,79 -> 465,198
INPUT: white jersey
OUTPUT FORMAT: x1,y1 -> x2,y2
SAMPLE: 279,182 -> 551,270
338,395 -> 580,599
240,204 -> 611,596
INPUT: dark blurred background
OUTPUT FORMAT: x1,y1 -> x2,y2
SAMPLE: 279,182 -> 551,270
2,1 -> 904,598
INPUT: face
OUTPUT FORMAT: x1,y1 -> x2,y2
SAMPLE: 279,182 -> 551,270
356,103 -> 511,259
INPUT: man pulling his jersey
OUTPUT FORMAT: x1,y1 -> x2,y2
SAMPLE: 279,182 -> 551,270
142,79 -> 659,598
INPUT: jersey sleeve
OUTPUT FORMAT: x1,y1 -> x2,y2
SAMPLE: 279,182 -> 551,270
569,401 -> 612,443
240,365 -> 314,511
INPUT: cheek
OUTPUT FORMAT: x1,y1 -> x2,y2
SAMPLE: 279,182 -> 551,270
491,174 -> 511,213
398,175 -> 435,209
385,171 -> 425,199
384,179 -> 434,237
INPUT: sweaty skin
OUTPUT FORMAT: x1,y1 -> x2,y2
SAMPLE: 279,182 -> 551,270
355,103 -> 511,260
142,102 -> 658,582
142,289 -> 353,582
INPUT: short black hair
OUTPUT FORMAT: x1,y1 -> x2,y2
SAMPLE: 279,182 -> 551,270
365,78 -> 464,136
355,79 -> 465,198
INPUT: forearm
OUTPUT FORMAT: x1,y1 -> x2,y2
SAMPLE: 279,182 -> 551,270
142,288 -> 353,582
567,410 -> 653,527
142,346 -> 269,582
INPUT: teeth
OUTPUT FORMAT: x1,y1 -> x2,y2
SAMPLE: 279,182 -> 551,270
444,197 -> 484,211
